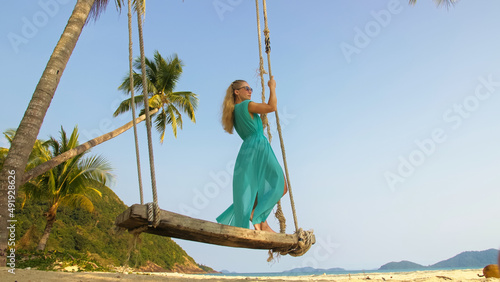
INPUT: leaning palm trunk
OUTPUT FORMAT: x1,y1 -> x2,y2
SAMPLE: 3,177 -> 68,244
20,108 -> 158,186
0,0 -> 96,265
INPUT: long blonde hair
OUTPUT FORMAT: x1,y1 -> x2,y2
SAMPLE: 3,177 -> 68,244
222,80 -> 246,134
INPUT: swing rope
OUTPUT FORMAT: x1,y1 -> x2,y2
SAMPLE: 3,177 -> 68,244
122,1 -> 312,256
255,0 -> 314,258
137,8 -> 160,227
255,0 -> 299,233
128,0 -> 144,205
254,0 -> 286,234
254,0 -> 272,143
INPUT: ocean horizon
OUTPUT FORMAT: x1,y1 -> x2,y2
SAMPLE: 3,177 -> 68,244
203,267 -> 483,277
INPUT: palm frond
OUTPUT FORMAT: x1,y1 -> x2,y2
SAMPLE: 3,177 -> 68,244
26,139 -> 51,170
21,180 -> 49,202
46,171 -> 57,196
59,127 -> 69,152
60,194 -> 96,212
172,106 -> 183,131
66,126 -> 80,152
436,0 -> 458,7
57,157 -> 82,193
3,128 -> 16,144
155,109 -> 168,143
169,91 -> 198,123
146,57 -> 159,86
113,95 -> 145,117
167,104 -> 184,141
118,72 -> 145,93
0,147 -> 8,168
78,154 -> 114,185
88,0 -> 124,24
157,53 -> 183,94
149,94 -> 163,109
134,56 -> 157,86
134,0 -> 146,16
47,137 -> 61,157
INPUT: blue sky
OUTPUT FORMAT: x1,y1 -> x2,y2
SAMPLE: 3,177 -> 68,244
2,0 -> 500,273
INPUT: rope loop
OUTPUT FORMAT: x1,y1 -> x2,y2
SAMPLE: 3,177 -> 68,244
268,228 -> 315,261
147,202 -> 154,227
146,202 -> 161,227
256,0 -> 301,235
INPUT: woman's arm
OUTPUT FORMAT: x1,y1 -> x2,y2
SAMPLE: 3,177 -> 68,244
248,76 -> 277,114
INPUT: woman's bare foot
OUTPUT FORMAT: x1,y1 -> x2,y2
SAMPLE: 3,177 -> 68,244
260,221 -> 276,233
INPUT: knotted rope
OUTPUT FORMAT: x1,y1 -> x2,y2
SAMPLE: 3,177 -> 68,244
254,0 -> 272,142
137,8 -> 160,227
256,0 -> 314,257
255,0 -> 300,234
267,228 -> 315,262
254,0 -> 287,234
128,0 -> 144,205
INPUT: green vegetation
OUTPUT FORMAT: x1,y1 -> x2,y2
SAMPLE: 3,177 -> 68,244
16,249 -> 110,272
2,122 -> 215,273
23,127 -> 113,251
15,184 -> 213,272
2,127 -> 214,272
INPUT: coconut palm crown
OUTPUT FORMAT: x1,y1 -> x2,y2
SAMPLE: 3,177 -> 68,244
113,50 -> 198,143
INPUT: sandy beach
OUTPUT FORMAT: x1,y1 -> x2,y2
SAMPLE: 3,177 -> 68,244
0,267 -> 490,282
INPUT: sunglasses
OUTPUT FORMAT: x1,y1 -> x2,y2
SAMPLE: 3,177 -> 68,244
237,86 -> 253,92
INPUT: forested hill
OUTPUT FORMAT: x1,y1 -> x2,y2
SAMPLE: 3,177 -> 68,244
430,249 -> 499,269
15,185 -> 215,273
379,249 -> 499,270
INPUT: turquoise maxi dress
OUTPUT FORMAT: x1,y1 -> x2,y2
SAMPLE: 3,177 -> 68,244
217,100 -> 285,229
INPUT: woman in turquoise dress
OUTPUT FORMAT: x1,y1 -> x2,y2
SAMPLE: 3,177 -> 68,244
217,76 -> 287,232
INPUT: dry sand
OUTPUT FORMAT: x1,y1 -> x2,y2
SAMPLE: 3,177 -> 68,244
0,267 -> 491,282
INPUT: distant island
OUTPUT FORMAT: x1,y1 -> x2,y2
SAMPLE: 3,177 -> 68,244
379,249 -> 499,271
283,267 -> 346,274
378,260 -> 427,271
248,248 -> 498,275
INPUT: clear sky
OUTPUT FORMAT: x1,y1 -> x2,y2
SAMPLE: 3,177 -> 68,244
1,0 -> 500,274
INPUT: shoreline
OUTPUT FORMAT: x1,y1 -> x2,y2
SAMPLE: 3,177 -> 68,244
0,267 -> 486,281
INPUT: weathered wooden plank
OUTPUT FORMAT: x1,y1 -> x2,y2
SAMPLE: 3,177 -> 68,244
115,204 -> 304,250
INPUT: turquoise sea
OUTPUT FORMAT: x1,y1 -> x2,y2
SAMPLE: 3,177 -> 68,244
203,267 -> 482,278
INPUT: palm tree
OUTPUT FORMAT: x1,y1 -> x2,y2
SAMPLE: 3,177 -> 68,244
114,51 -> 199,143
25,126 -> 113,251
409,0 -> 458,7
0,0 -> 122,264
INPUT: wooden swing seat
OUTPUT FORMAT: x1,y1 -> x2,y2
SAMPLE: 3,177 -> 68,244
115,204 -> 314,250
